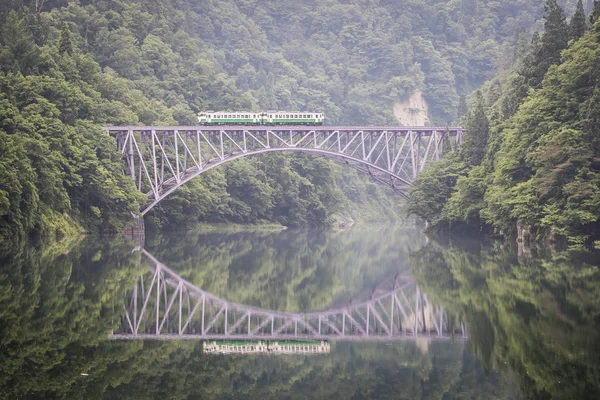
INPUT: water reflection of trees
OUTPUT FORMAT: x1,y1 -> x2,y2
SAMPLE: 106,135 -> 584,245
0,229 -> 524,399
0,237 -> 145,398
410,241 -> 600,400
143,227 -> 426,312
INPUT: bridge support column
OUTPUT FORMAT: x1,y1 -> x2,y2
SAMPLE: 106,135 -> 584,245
122,216 -> 145,247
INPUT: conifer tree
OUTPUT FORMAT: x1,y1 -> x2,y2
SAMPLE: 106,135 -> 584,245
1,10 -> 40,73
570,0 -> 587,40
534,0 -> 569,87
58,22 -> 72,56
583,85 -> 600,153
461,91 -> 489,167
591,1 -> 600,24
457,94 -> 468,120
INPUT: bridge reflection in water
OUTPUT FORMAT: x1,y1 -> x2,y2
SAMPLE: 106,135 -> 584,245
110,250 -> 468,342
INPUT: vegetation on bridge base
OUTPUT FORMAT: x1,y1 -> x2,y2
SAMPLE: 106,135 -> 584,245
407,1 -> 600,248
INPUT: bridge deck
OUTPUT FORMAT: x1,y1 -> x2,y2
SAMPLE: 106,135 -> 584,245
104,125 -> 464,133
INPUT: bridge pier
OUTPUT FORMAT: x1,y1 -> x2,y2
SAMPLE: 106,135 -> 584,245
122,216 -> 145,247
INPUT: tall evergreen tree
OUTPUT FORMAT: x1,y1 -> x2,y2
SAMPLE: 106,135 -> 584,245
507,3 -> 570,120
58,22 -> 72,56
461,91 -> 489,167
583,85 -> 600,153
591,0 -> 600,24
0,10 -> 40,73
457,94 -> 468,121
570,0 -> 587,40
534,0 -> 569,87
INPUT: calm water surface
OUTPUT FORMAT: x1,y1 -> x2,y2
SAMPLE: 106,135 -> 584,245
1,226 -> 598,399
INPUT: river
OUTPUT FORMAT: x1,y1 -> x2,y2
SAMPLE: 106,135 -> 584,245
0,226 -> 598,399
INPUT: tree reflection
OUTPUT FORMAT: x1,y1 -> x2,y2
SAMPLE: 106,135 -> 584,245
5,228 -> 596,398
411,241 -> 600,400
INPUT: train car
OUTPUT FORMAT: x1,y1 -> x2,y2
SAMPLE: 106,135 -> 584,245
262,111 -> 325,125
198,111 -> 325,125
198,111 -> 263,125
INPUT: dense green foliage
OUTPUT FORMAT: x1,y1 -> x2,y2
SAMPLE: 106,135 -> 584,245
2,0 -> 584,239
0,11 -> 145,241
408,2 -> 600,247
147,155 -> 401,230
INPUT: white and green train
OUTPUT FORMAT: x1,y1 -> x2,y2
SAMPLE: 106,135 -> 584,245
198,111 -> 325,125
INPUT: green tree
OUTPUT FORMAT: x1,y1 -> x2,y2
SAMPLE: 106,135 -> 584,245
591,0 -> 600,24
570,0 -> 588,40
457,94 -> 468,121
406,152 -> 468,229
520,0 -> 569,91
461,91 -> 490,167
537,0 -> 569,78
0,10 -> 40,74
58,22 -> 73,56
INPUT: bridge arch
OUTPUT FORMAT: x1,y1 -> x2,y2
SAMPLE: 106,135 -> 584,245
104,126 -> 464,215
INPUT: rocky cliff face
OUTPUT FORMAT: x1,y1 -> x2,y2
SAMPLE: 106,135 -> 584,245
393,90 -> 431,126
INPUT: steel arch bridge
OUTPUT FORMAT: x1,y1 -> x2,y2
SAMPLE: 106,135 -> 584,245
110,250 -> 468,342
103,126 -> 464,215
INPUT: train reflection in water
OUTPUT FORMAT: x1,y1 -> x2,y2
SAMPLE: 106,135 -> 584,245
203,340 -> 330,355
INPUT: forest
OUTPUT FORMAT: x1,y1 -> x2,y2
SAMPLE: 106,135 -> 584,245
2,0 -> 595,242
407,0 -> 600,248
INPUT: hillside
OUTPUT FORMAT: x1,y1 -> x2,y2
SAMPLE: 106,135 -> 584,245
0,0 -> 578,240
407,1 -> 600,248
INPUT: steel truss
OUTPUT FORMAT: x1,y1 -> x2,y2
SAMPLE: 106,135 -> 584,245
110,250 -> 468,341
103,126 -> 464,215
